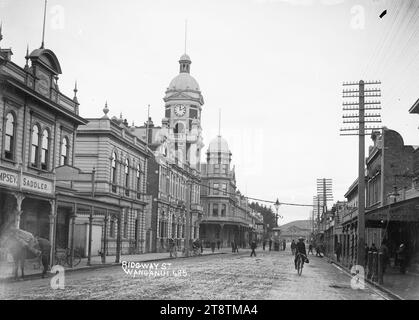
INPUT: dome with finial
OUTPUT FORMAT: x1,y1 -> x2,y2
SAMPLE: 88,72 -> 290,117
180,53 -> 191,62
208,135 -> 230,154
167,53 -> 200,92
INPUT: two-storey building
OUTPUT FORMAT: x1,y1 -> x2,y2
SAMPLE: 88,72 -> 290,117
73,106 -> 151,255
0,31 -> 87,259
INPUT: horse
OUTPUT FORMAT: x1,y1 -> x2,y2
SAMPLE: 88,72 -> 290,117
0,228 -> 42,280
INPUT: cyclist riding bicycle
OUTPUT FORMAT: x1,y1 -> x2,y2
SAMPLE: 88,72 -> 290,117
294,237 -> 308,269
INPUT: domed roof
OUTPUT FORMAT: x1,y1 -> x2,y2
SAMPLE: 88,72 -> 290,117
168,73 -> 200,91
208,135 -> 230,154
180,53 -> 191,61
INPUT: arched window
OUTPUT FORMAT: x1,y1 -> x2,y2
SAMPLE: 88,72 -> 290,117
174,122 -> 185,134
31,125 -> 40,166
41,129 -> 49,170
125,158 -> 130,196
60,137 -> 69,166
4,113 -> 15,160
136,164 -> 142,191
110,152 -> 117,192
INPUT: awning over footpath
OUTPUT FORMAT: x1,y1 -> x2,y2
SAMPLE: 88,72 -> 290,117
366,196 -> 419,223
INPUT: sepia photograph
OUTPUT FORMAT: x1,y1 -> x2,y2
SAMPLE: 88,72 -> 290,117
0,0 -> 418,310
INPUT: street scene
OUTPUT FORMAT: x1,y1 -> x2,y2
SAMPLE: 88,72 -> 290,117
1,0 -> 419,302
0,249 -> 389,300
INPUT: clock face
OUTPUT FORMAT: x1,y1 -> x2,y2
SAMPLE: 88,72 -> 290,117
174,104 -> 186,117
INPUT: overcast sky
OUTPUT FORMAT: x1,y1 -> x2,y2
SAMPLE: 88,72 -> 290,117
2,0 -> 419,224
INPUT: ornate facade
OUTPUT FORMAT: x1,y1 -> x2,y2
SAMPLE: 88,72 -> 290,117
135,53 -> 204,252
199,135 -> 262,248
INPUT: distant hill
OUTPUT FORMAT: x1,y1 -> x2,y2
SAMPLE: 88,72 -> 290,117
279,220 -> 312,233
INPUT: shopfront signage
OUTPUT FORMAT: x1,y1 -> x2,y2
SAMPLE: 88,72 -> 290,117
0,168 -> 53,195
0,168 -> 19,188
21,176 -> 53,195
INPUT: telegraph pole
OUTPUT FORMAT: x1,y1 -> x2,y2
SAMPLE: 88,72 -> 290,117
341,80 -> 382,267
185,179 -> 192,257
317,179 -> 333,218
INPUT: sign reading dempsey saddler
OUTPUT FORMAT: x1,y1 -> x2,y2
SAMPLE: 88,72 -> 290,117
0,169 -> 19,188
22,176 -> 52,194
0,168 -> 53,195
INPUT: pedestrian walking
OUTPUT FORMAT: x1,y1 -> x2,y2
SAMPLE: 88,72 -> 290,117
200,239 -> 203,254
35,236 -> 51,278
234,241 -> 239,253
269,239 -> 272,251
217,240 -> 221,250
335,242 -> 342,262
380,241 -> 389,274
169,238 -> 177,258
365,244 -> 370,268
263,240 -> 266,251
211,241 -> 216,253
315,244 -> 323,257
283,240 -> 286,251
308,243 -> 314,255
250,240 -> 257,257
397,243 -> 408,274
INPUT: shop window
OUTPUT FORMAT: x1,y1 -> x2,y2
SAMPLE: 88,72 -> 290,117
110,219 -> 115,238
213,204 -> 219,217
213,183 -> 219,195
221,204 -> 226,217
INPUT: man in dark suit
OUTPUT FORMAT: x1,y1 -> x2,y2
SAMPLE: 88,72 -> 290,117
35,236 -> 51,278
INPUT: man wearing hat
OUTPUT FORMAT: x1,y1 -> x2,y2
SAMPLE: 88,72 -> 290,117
294,237 -> 308,269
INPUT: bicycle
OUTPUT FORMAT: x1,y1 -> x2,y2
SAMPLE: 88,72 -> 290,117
55,248 -> 82,267
295,252 -> 305,276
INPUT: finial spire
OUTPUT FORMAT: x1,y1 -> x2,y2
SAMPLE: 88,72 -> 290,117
184,19 -> 188,54
41,0 -> 47,49
73,81 -> 78,103
218,109 -> 221,137
103,101 -> 109,118
24,44 -> 30,70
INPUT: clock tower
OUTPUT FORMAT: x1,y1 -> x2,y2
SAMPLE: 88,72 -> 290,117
163,53 -> 204,170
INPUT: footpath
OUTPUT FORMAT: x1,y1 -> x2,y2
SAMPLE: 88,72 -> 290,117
328,255 -> 419,300
0,247 -> 236,282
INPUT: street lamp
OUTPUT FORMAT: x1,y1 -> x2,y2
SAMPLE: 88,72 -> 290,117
274,199 -> 280,227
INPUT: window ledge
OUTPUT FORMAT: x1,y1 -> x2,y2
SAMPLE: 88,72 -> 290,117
1,157 -> 16,165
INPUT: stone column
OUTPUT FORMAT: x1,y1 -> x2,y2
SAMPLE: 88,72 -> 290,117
136,210 -> 141,253
48,199 -> 56,266
220,224 -> 224,248
102,211 -> 108,264
69,205 -> 77,268
115,209 -> 122,263
87,206 -> 93,266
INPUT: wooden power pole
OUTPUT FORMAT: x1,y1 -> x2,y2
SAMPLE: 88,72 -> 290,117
341,80 -> 382,267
